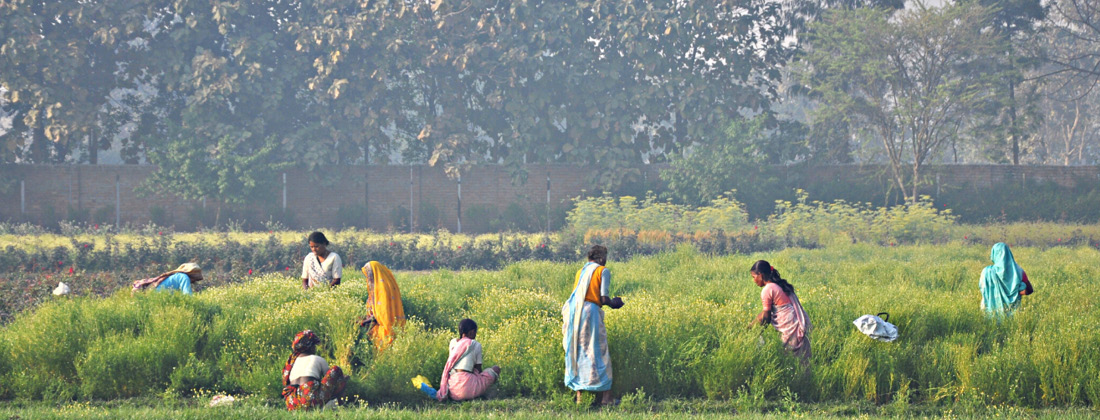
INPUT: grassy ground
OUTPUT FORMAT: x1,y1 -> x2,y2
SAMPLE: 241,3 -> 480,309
0,398 -> 1096,419
2,244 -> 1099,414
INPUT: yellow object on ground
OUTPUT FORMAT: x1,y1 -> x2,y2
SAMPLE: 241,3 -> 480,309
411,375 -> 432,389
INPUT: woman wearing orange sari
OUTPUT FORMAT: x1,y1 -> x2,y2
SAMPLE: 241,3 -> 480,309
357,261 -> 406,349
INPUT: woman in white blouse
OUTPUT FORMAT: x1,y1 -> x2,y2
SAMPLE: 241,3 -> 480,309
301,231 -> 342,289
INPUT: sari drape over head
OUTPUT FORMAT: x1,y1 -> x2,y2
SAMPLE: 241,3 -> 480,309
132,263 -> 203,292
561,262 -> 612,392
980,242 -> 1026,315
362,261 -> 405,348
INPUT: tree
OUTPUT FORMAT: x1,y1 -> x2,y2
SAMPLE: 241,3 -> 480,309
661,114 -> 806,217
133,1 -> 307,211
285,0 -> 800,189
797,3 -> 1004,202
1030,54 -> 1100,164
285,0 -> 422,169
0,1 -> 150,163
961,0 -> 1046,165
1045,0 -> 1100,85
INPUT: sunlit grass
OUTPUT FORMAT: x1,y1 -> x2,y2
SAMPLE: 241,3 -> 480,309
1,244 -> 1097,411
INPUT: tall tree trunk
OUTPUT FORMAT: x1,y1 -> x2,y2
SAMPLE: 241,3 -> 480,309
88,132 -> 99,165
910,162 -> 921,204
29,116 -> 49,163
1009,79 -> 1019,165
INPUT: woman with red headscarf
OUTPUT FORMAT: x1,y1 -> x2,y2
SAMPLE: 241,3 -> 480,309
281,330 -> 347,410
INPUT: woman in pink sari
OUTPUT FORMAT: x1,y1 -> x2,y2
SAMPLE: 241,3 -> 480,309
436,319 -> 501,401
748,260 -> 812,366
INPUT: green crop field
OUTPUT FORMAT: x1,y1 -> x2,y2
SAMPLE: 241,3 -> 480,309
1,243 -> 1098,418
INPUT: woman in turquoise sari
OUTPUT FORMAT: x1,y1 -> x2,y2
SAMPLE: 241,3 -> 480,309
562,245 -> 624,406
980,242 -> 1033,315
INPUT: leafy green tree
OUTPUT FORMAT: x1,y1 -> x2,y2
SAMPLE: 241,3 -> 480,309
0,1 -> 150,163
285,0 -> 422,169
661,114 -> 805,217
960,0 -> 1046,164
797,3 -> 1004,202
134,1 -> 307,212
143,128 -> 290,225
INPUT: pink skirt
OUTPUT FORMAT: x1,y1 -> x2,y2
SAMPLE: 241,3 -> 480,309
446,370 -> 498,401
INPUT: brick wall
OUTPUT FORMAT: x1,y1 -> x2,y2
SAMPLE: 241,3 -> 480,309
1,164 -> 1097,230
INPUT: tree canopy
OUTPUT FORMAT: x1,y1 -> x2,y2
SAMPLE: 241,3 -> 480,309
796,3 -> 1006,202
0,0 -> 796,200
1,0 -> 1097,207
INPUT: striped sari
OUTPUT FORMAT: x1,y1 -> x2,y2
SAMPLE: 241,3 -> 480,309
561,262 -> 612,392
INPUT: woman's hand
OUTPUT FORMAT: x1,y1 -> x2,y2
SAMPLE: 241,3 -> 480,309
752,309 -> 770,328
608,297 -> 625,309
356,315 -> 376,327
330,278 -> 341,287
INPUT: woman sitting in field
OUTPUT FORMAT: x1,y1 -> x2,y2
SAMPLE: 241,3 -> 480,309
281,330 -> 347,411
301,231 -> 342,290
563,245 -> 625,406
435,319 -> 501,401
358,261 -> 405,349
748,260 -> 812,366
131,263 -> 203,295
980,242 -> 1034,316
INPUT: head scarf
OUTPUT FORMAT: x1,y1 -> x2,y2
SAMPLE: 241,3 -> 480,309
282,330 -> 320,386
132,263 -> 203,292
980,243 -> 1026,315
362,261 -> 405,349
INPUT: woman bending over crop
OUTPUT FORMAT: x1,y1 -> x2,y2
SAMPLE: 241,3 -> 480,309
357,261 -> 405,349
301,231 -> 342,290
434,319 -> 501,401
563,245 -> 625,406
131,263 -> 203,295
281,330 -> 347,410
749,260 -> 812,366
980,242 -> 1033,316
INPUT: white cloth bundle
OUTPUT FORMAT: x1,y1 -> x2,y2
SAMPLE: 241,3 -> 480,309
853,312 -> 898,342
52,282 -> 70,296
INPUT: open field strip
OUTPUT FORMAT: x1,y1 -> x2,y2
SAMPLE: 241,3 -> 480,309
1,244 -> 1097,417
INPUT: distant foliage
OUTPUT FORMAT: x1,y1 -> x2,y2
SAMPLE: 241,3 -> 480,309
769,190 -> 957,246
566,192 -> 750,234
567,190 -> 957,247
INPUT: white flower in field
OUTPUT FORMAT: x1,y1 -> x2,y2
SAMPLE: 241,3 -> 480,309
53,282 -> 70,296
209,394 -> 236,407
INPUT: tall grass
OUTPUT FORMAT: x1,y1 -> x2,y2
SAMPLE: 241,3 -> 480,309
1,245 -> 1098,408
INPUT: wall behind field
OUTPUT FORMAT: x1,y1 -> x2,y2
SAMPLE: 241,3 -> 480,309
0,164 -> 663,232
0,164 -> 1097,231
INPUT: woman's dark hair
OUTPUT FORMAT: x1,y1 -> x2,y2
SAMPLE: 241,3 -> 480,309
307,231 -> 329,245
750,260 -> 794,295
587,245 -> 608,265
458,318 -> 478,338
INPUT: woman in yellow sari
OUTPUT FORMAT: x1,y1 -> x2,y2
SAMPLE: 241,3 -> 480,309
357,261 -> 406,349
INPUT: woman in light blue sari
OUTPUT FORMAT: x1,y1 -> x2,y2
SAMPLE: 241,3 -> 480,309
980,242 -> 1032,316
562,245 -> 624,406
